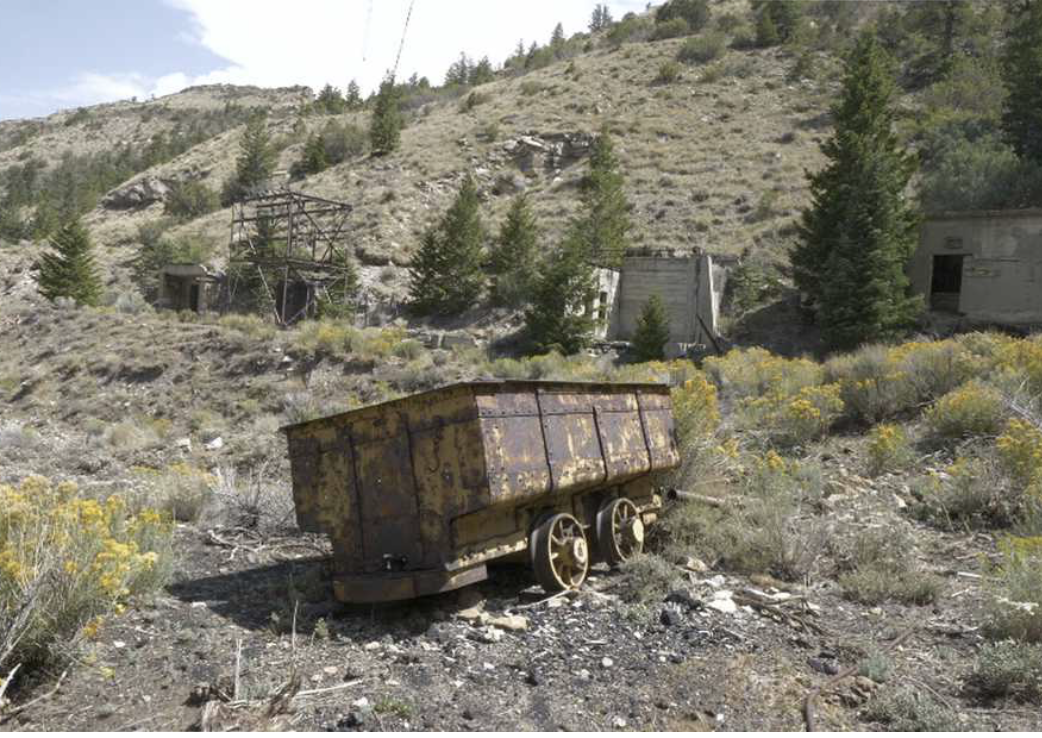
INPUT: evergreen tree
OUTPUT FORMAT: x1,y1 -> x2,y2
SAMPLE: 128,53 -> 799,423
632,294 -> 671,362
655,0 -> 711,33
590,4 -> 613,32
577,128 -> 632,268
445,53 -> 472,86
292,133 -> 329,178
1002,0 -> 1042,164
470,57 -> 495,86
345,79 -> 362,110
369,75 -> 403,154
900,0 -> 977,85
316,83 -> 346,114
36,218 -> 102,306
524,228 -> 598,354
792,32 -> 921,350
751,1 -> 803,47
408,175 -> 487,315
489,193 -> 539,308
550,23 -> 566,56
223,114 -> 276,204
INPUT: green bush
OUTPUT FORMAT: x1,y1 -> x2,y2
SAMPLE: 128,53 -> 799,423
967,641 -> 1042,703
164,180 -> 220,220
835,526 -> 943,606
655,0 -> 710,33
677,33 -> 727,64
616,553 -> 682,603
654,60 -> 683,84
863,687 -> 959,731
651,17 -> 690,41
985,538 -> 1042,643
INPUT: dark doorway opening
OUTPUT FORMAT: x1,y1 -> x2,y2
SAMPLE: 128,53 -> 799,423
189,283 -> 200,312
930,254 -> 964,312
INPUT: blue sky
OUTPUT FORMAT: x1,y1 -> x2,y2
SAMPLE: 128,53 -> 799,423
0,0 -> 646,121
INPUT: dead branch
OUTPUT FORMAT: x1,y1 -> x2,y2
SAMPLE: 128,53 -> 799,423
295,678 -> 364,699
0,664 -> 21,708
0,669 -> 68,724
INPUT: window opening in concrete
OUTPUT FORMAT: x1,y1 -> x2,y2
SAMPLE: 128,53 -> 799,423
931,254 -> 964,312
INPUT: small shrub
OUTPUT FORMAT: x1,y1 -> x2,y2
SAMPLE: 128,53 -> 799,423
282,391 -> 321,425
985,537 -> 1042,643
677,33 -> 727,65
391,339 -> 425,361
671,373 -> 720,449
659,455 -> 826,581
967,641 -> 1042,703
925,381 -> 1006,440
519,81 -> 545,97
219,313 -> 278,341
912,454 -> 1023,530
211,462 -> 296,534
858,652 -> 892,684
615,553 -> 681,603
863,687 -> 959,731
866,423 -> 914,476
135,463 -> 216,523
654,60 -> 683,84
113,292 -> 152,315
706,347 -> 823,399
836,527 -> 943,606
0,477 -> 174,676
824,345 -> 915,424
459,91 -> 491,113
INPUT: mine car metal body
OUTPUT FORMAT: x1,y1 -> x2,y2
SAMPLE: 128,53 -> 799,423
283,380 -> 680,603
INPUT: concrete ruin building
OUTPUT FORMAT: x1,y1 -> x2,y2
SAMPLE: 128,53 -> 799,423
592,250 -> 729,356
157,263 -> 223,313
912,209 -> 1042,325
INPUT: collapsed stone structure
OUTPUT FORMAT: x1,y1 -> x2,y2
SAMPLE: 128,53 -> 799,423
912,209 -> 1042,325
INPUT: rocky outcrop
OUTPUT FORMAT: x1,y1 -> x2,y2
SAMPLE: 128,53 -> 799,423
102,176 -> 170,210
503,132 -> 595,174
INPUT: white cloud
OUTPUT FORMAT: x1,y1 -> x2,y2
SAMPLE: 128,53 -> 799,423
162,0 -> 649,94
14,0 -> 647,118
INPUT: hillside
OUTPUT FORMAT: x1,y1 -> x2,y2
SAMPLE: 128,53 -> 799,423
4,0 -> 1042,732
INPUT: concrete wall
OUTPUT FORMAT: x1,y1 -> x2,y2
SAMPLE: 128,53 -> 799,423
612,254 -> 721,345
912,209 -> 1042,325
592,268 -> 621,340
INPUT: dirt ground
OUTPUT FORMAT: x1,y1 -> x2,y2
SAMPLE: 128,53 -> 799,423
5,467 -> 1040,733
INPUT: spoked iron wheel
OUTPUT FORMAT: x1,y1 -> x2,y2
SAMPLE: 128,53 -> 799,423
595,497 -> 645,566
530,513 -> 590,593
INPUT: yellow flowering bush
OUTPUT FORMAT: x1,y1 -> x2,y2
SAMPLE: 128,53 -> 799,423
0,476 -> 174,674
671,372 -> 720,448
866,423 -> 914,476
742,382 -> 843,447
705,347 -> 823,399
997,419 -> 1042,492
995,337 -> 1042,395
925,381 -> 1007,439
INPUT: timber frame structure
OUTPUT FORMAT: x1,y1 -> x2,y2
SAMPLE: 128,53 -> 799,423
228,189 -> 355,325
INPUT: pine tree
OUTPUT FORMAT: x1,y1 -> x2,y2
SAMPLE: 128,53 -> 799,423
577,128 -> 632,268
470,57 -> 495,86
792,31 -> 921,350
550,23 -> 566,56
590,4 -> 613,32
345,79 -> 362,110
316,83 -> 346,114
36,218 -> 102,306
369,75 -> 403,155
524,227 -> 598,354
445,53 -> 472,86
751,1 -> 804,46
1002,0 -> 1042,165
656,0 -> 711,33
223,114 -> 276,204
489,193 -> 539,308
293,133 -> 329,178
408,175 -> 487,315
632,294 -> 672,362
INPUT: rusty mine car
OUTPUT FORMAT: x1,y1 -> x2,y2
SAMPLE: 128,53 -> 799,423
283,380 -> 680,603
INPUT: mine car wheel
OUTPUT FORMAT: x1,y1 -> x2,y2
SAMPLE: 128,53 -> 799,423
596,497 -> 645,566
530,513 -> 590,593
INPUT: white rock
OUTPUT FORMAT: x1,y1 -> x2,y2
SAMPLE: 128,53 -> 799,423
601,657 -> 614,668
205,436 -> 224,451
